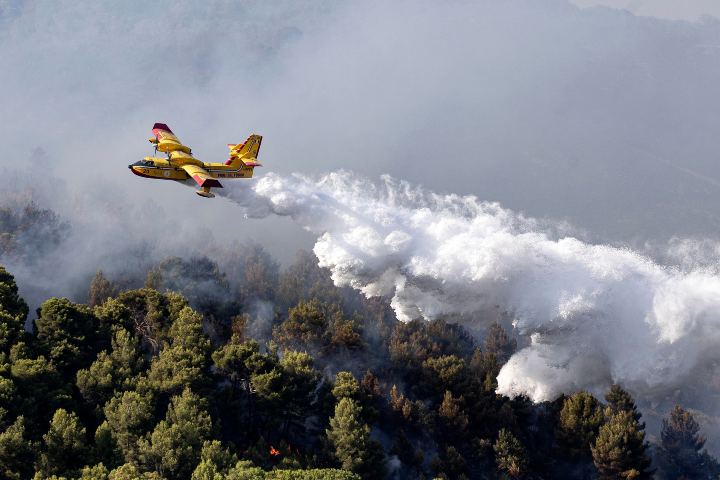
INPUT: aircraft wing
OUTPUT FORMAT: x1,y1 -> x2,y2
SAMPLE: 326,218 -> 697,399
151,123 -> 192,154
181,164 -> 223,188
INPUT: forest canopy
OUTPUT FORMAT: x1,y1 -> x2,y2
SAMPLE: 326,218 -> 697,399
0,247 -> 716,479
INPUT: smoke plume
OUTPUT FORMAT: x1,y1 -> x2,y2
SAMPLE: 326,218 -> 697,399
223,171 -> 720,402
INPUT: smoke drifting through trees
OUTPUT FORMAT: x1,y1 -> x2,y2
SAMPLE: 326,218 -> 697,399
1,197 -> 720,476
222,170 -> 720,405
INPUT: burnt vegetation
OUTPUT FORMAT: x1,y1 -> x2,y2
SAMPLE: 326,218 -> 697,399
0,245 -> 717,479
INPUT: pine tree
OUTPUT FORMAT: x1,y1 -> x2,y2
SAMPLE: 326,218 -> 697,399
237,244 -> 279,301
483,323 -> 516,364
77,463 -> 110,480
9,349 -> 72,436
422,354 -> 467,392
146,307 -> 211,395
494,428 -> 529,478
326,398 -> 386,479
0,416 -> 35,480
658,404 -> 717,479
190,440 -> 239,480
77,327 -> 144,410
89,270 -> 116,307
332,371 -> 360,401
361,370 -> 381,398
591,410 -> 652,479
139,388 -> 212,479
469,347 -> 500,392
34,298 -> 100,376
212,337 -> 259,398
438,390 -> 469,434
556,391 -> 604,456
0,267 -> 29,321
103,391 -> 154,464
108,462 -> 165,479
605,384 -> 642,425
0,268 -> 27,354
37,409 -> 88,478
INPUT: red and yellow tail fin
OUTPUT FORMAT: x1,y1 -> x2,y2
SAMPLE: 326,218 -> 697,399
226,134 -> 263,167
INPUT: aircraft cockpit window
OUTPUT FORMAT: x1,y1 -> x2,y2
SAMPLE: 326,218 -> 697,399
133,160 -> 155,167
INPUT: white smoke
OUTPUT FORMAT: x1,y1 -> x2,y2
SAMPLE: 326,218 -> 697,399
222,170 -> 720,402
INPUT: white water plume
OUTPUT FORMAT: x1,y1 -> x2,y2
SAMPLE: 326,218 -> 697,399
223,170 -> 720,402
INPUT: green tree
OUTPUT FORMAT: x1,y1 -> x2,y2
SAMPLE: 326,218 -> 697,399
556,391 -> 604,456
108,462 -> 165,480
34,298 -> 101,376
77,328 -> 144,410
591,410 -> 652,479
435,445 -> 468,479
438,390 -> 469,435
145,307 -> 211,395
494,428 -> 529,478
36,409 -> 88,478
469,347 -> 500,392
265,469 -> 362,479
139,388 -> 213,479
146,257 -> 230,319
483,323 -> 516,365
605,384 -> 642,425
0,368 -> 16,427
422,355 -> 467,393
0,267 -> 28,354
94,421 -> 123,470
277,250 -> 341,309
0,416 -> 35,480
388,319 -> 475,374
326,398 -> 385,479
0,267 -> 28,319
77,463 -> 110,480
225,460 -> 264,480
332,371 -> 360,401
89,270 -> 117,307
104,289 -> 188,354
278,351 -> 322,437
10,349 -> 72,435
234,244 -> 279,301
658,404 -> 718,479
276,299 -> 362,354
212,338 -> 258,394
103,391 -> 155,464
191,440 -> 239,480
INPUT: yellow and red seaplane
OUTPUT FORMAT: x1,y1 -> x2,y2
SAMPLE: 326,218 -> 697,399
129,123 -> 262,198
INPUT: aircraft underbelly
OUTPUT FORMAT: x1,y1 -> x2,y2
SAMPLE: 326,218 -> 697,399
132,166 -> 187,181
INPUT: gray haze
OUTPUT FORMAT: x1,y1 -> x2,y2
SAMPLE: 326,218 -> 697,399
573,0 -> 720,21
2,0 -> 720,250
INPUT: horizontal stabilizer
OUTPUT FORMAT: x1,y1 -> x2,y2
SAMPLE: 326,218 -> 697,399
226,134 -> 262,166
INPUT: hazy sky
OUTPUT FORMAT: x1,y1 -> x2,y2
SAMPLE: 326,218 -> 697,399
573,0 -> 720,21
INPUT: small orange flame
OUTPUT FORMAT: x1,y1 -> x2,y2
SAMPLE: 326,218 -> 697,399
269,446 -> 281,456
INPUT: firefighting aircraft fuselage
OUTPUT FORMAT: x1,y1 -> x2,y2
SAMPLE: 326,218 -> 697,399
129,123 -> 262,198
